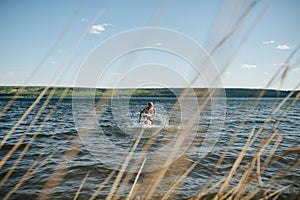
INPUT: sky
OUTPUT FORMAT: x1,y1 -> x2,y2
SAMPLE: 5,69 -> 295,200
0,0 -> 299,90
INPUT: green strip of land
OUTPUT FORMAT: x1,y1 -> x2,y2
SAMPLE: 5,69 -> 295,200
0,86 -> 298,98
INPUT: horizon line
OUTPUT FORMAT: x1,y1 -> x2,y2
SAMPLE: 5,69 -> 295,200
0,85 -> 299,91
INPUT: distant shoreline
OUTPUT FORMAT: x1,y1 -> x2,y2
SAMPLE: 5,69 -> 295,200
0,86 -> 299,98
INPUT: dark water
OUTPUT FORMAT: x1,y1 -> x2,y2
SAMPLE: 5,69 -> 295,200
0,97 -> 299,199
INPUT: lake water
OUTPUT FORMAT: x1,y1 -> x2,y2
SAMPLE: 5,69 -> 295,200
0,97 -> 299,199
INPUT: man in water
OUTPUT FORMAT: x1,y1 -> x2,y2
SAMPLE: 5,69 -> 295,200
139,101 -> 155,125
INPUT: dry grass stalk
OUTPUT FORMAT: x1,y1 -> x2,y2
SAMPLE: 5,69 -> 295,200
73,170 -> 91,200
89,170 -> 116,200
106,129 -> 145,200
217,127 -> 256,197
0,88 -> 69,185
1,2 -> 300,200
0,86 -> 51,150
2,143 -> 64,200
126,158 -> 147,200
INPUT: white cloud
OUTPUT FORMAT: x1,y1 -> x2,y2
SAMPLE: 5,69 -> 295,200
90,24 -> 109,35
262,40 -> 275,45
277,44 -> 291,50
272,62 -> 289,67
80,18 -> 89,22
241,64 -> 257,69
293,67 -> 300,73
263,72 -> 269,75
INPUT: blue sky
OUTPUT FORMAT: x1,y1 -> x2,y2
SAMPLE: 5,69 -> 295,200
0,0 -> 299,89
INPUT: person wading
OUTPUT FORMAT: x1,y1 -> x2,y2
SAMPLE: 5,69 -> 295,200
139,101 -> 155,125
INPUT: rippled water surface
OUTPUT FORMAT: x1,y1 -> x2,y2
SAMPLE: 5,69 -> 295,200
0,97 -> 299,199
